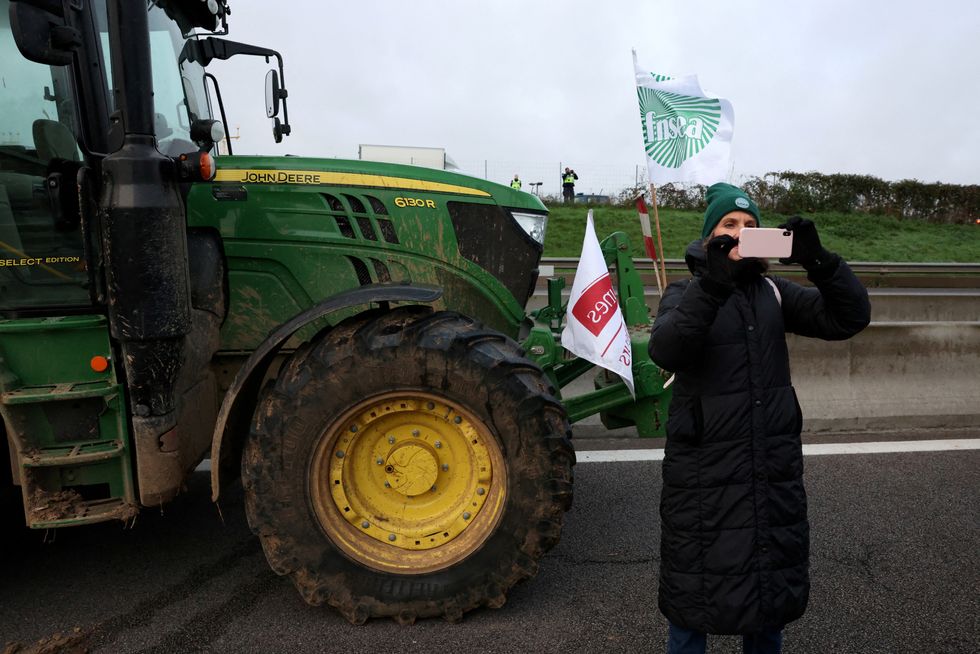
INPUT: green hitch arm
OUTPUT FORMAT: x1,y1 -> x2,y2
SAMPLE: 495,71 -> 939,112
563,381 -> 633,423
524,230 -> 673,438
530,276 -> 566,331
599,231 -> 649,328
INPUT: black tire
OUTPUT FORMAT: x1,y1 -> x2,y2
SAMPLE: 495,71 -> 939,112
242,306 -> 574,624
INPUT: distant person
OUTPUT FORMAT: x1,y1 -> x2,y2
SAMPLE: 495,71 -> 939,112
561,167 -> 578,203
510,174 -> 522,190
649,182 -> 871,654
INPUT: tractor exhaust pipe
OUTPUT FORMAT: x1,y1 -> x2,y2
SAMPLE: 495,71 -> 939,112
99,0 -> 192,504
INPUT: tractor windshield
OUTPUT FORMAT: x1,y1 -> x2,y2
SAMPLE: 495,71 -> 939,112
0,0 -> 89,315
93,1 -> 214,155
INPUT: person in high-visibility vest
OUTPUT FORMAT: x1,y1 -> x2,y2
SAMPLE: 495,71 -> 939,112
562,167 -> 578,203
510,174 -> 522,190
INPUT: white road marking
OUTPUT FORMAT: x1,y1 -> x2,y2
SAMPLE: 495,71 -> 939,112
801,439 -> 980,456
577,449 -> 666,463
575,439 -> 980,463
194,439 -> 980,471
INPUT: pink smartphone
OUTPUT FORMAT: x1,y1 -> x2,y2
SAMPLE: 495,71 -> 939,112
738,228 -> 793,259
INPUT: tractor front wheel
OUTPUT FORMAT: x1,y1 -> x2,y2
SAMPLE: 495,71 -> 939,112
242,306 -> 574,623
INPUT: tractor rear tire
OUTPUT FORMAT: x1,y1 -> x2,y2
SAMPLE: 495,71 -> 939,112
242,306 -> 574,624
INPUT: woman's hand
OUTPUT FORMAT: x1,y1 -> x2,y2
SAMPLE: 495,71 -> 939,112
700,234 -> 738,298
778,216 -> 839,278
778,216 -> 829,268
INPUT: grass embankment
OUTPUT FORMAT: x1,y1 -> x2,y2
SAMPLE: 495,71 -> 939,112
541,205 -> 980,262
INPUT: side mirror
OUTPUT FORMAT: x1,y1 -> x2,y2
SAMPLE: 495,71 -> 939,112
10,1 -> 80,66
265,69 -> 280,118
267,70 -> 291,142
180,38 -> 292,141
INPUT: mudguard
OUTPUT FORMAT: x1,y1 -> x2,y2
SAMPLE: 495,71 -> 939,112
209,283 -> 442,501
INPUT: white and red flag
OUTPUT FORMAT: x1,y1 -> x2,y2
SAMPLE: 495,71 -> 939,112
561,211 -> 635,396
635,196 -> 659,263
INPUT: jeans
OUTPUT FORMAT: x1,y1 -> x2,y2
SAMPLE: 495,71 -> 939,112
667,622 -> 783,654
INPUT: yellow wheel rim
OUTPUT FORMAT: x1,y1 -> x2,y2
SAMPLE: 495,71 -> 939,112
309,391 -> 507,574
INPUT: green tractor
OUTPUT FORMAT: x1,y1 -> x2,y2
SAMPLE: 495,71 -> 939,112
1,0 -> 670,623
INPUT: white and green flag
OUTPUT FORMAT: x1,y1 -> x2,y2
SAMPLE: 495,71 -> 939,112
634,51 -> 734,185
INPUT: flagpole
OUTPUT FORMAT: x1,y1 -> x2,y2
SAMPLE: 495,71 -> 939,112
649,183 -> 668,289
649,226 -> 665,296
651,247 -> 664,296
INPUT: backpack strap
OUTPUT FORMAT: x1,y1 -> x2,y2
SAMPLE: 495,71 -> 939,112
765,276 -> 782,307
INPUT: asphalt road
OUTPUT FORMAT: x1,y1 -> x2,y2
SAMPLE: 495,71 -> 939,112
3,435 -> 978,654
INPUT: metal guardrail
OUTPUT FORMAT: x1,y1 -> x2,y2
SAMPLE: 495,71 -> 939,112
542,258 -> 980,275
539,259 -> 980,289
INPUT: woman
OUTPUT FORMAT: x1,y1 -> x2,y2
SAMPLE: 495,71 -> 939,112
648,183 -> 871,654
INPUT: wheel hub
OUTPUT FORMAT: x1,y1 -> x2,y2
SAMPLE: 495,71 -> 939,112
309,392 -> 507,574
385,443 -> 438,497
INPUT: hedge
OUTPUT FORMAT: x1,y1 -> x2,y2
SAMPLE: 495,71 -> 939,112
623,172 -> 980,224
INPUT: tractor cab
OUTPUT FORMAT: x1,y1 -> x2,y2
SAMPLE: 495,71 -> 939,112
2,0 -> 279,519
1,0 -> 285,319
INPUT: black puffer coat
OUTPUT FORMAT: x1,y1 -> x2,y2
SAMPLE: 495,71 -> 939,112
649,241 -> 870,634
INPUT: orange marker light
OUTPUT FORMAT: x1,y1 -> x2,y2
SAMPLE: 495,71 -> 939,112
199,152 -> 215,181
90,355 -> 110,373
176,151 -> 217,182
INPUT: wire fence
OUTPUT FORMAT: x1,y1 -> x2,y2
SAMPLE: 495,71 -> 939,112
451,160 -> 763,205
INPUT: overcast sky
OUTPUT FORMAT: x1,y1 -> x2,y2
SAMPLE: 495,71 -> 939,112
209,0 -> 979,194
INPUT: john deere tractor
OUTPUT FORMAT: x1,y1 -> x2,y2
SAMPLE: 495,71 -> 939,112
1,0 -> 670,623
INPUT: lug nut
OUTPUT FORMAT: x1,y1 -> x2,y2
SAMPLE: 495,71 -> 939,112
426,402 -> 435,410
376,457 -> 383,465
477,488 -> 485,496
388,534 -> 397,542
442,464 -> 449,471
384,481 -> 391,488
349,425 -> 358,432
453,416 -> 462,424
361,521 -> 370,529
412,429 -> 420,437
434,441 -> 442,449
430,485 -> 437,492
335,450 -> 345,458
388,436 -> 396,444
462,512 -> 471,520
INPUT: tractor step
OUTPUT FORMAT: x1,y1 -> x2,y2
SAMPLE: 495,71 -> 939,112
27,494 -> 138,529
1,380 -> 119,405
0,314 -> 136,529
21,439 -> 126,468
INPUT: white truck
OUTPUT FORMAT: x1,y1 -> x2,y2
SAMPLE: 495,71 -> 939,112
357,144 -> 458,170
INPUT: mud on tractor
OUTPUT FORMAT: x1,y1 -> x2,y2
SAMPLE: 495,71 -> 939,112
1,0 -> 671,623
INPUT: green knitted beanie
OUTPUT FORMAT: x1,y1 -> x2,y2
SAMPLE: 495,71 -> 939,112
701,183 -> 761,239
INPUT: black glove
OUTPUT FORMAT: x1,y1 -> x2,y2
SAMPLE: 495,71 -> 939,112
699,234 -> 737,298
778,216 -> 838,276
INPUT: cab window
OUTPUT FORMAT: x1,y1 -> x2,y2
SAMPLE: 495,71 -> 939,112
0,0 -> 89,314
94,1 -> 213,155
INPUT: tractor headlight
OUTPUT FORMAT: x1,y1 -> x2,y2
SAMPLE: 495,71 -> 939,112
510,211 -> 548,245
